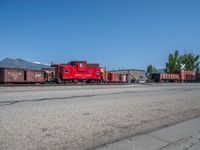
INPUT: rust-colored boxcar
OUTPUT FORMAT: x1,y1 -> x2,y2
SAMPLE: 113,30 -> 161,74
152,73 -> 180,82
0,68 -> 44,84
0,68 -> 25,83
108,72 -> 121,82
177,70 -> 197,82
26,70 -> 44,83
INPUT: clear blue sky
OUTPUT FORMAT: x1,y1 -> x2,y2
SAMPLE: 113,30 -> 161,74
0,0 -> 200,70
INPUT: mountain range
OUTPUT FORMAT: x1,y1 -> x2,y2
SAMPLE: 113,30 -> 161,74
0,58 -> 50,70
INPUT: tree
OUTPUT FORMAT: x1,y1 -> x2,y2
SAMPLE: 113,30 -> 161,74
147,64 -> 157,77
165,50 -> 200,73
165,50 -> 181,73
180,53 -> 200,71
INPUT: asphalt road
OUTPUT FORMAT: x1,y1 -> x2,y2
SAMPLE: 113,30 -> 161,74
0,83 -> 200,150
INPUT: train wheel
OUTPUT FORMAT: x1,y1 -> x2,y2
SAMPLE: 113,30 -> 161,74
64,80 -> 69,84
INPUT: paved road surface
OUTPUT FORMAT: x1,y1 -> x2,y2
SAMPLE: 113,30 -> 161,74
97,116 -> 200,150
0,84 -> 200,150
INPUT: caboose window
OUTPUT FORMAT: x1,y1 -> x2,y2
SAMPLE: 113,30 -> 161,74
80,63 -> 84,68
65,70 -> 69,73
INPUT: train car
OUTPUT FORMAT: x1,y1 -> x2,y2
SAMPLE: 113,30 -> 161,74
0,68 -> 25,83
26,70 -> 44,83
177,70 -> 197,82
152,70 -> 197,83
52,61 -> 101,83
108,72 -> 121,83
108,72 -> 128,83
152,73 -> 180,82
185,71 -> 196,82
0,67 -> 44,84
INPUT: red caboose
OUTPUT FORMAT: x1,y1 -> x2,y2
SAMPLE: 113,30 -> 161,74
52,61 -> 101,83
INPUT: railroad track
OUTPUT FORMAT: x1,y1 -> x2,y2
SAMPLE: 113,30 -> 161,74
0,83 -> 134,87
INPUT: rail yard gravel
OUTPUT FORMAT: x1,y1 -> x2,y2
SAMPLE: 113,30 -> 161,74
0,83 -> 200,150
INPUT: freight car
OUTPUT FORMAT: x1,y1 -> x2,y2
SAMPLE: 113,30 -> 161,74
152,70 -> 197,83
0,67 -> 44,84
151,73 -> 180,82
52,61 -> 101,83
107,72 -> 128,83
99,69 -> 128,83
108,72 -> 121,83
176,70 -> 197,82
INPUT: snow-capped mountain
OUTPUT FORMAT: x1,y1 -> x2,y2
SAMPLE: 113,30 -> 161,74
0,58 -> 50,70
